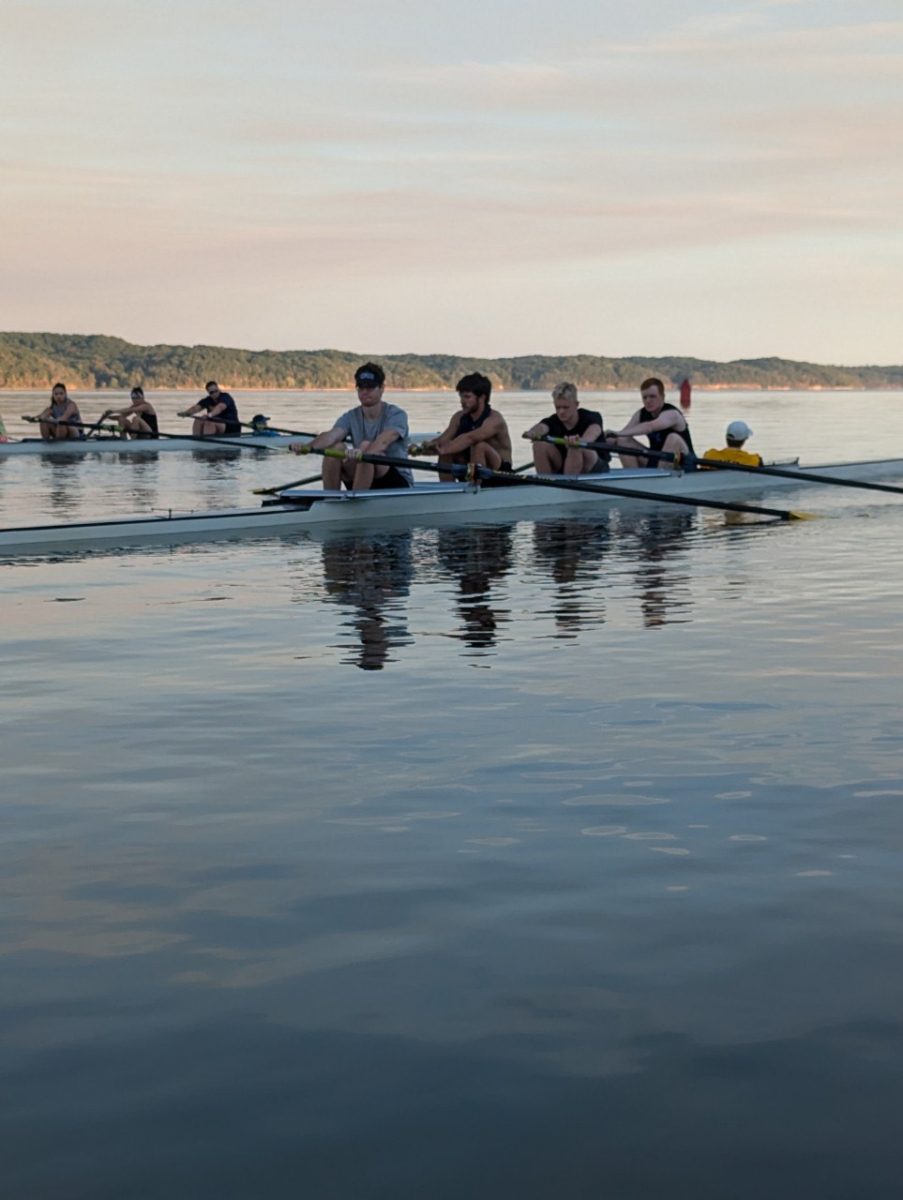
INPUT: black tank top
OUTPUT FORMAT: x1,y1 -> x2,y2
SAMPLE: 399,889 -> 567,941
639,402 -> 694,454
456,402 -> 493,436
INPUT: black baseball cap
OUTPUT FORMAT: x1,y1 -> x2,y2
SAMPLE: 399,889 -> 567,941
354,362 -> 385,388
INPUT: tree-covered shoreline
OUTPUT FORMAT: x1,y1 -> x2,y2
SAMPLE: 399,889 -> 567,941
2,332 -> 901,391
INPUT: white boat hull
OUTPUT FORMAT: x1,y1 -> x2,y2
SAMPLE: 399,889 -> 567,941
2,459 -> 903,554
0,433 -> 301,456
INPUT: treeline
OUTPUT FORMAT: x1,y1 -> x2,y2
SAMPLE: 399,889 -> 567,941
2,332 -> 902,391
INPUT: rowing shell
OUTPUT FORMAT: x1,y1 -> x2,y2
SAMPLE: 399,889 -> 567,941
0,433 -> 301,456
2,457 -> 902,554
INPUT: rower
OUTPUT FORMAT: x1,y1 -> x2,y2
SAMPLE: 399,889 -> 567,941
703,421 -> 763,467
291,362 -> 412,491
178,381 -> 241,437
417,372 -> 512,478
0,413 -> 7,443
101,387 -> 159,439
609,377 -> 693,469
523,382 -> 607,475
37,383 -> 83,441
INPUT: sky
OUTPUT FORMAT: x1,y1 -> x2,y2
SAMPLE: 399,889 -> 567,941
1,0 -> 901,363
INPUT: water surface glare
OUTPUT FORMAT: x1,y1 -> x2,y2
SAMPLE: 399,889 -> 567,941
3,390 -> 903,1198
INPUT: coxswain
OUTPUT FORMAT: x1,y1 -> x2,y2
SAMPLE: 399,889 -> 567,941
608,377 -> 693,469
101,387 -> 159,438
178,381 -> 241,437
249,413 -> 279,437
703,421 -> 763,467
523,382 -> 607,474
417,372 -> 512,478
290,362 -> 412,491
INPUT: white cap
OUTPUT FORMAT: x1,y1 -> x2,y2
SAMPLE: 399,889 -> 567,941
726,420 -> 752,441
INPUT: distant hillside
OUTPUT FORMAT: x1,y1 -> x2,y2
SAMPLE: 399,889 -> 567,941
2,332 -> 902,391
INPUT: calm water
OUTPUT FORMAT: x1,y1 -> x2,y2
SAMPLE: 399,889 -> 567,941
3,390 -> 903,1198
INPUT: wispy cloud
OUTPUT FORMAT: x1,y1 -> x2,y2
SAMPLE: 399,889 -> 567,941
1,0 -> 902,360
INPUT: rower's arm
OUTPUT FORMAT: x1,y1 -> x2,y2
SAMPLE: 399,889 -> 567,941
616,410 -> 681,438
423,417 -> 458,453
365,408 -> 409,455
440,413 -> 503,454
177,402 -> 203,417
311,425 -> 348,451
523,421 -> 550,441
581,422 -> 603,444
368,425 -> 404,454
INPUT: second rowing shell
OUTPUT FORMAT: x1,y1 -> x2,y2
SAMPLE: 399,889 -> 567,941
0,433 -> 303,456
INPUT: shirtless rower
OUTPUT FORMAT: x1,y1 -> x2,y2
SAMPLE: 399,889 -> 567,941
178,381 -> 241,437
608,377 -> 694,469
523,382 -> 607,475
36,383 -> 83,441
101,387 -> 159,439
418,372 -> 512,478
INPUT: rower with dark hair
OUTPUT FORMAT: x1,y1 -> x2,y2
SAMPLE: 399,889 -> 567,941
609,377 -> 694,469
178,381 -> 241,437
37,383 -> 83,441
290,362 -> 412,491
418,372 -> 512,477
101,387 -> 159,438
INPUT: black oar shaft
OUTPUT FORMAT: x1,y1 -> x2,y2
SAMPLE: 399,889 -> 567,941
238,419 -> 318,438
542,436 -> 903,497
65,419 -> 285,453
290,447 -> 802,521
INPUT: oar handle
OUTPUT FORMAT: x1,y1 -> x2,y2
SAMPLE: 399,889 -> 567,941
541,434 -> 687,466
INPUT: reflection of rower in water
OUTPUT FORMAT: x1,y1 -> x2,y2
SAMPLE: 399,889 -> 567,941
531,518 -> 610,636
37,383 -> 83,441
435,524 -> 514,651
100,387 -> 159,438
609,377 -> 693,469
418,372 -> 512,480
318,532 -> 414,671
622,510 -> 695,628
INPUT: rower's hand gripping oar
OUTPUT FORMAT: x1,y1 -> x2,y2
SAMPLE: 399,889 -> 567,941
274,446 -> 814,521
539,435 -> 903,498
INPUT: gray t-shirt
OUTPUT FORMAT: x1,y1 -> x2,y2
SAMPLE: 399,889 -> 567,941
335,402 -> 412,484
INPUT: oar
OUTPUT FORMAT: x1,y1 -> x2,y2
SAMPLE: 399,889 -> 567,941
21,414 -> 112,440
253,473 -> 323,496
236,419 -> 319,439
539,435 -> 903,498
61,419 -> 288,453
251,446 -> 531,496
288,447 -> 813,521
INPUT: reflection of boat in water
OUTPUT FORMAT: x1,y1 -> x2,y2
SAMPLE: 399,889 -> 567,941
2,457 -> 903,555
